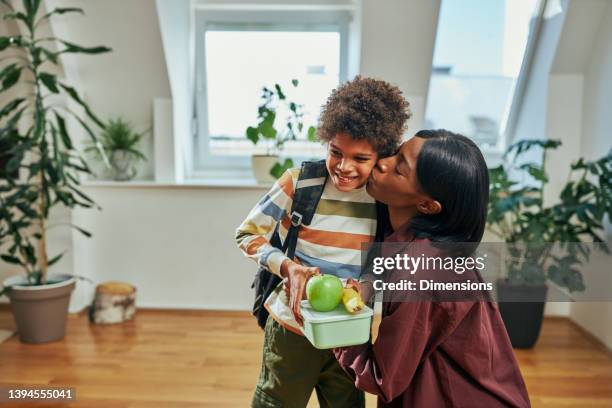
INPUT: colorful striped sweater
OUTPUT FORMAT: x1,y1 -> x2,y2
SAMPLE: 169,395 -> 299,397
235,167 -> 377,333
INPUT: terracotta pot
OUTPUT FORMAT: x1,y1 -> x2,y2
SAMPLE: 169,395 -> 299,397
3,274 -> 76,344
251,154 -> 279,184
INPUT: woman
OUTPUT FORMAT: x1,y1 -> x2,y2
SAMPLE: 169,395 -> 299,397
334,130 -> 531,407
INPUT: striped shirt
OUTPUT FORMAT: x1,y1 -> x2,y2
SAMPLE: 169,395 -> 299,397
236,168 -> 377,333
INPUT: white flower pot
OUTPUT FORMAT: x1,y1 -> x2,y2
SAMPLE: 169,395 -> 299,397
110,149 -> 135,181
3,274 -> 76,344
251,154 -> 279,184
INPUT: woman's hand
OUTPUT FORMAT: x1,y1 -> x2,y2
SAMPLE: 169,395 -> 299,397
347,278 -> 374,304
281,260 -> 320,326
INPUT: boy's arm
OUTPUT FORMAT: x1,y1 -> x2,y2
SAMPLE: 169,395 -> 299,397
235,169 -> 297,277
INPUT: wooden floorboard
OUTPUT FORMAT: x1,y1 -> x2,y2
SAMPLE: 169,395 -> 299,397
0,308 -> 611,407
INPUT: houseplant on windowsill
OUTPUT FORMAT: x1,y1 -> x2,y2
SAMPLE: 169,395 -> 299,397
0,1 -> 110,343
246,79 -> 316,183
487,139 -> 612,348
85,117 -> 148,181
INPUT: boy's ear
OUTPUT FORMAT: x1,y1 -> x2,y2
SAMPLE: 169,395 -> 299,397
417,199 -> 442,215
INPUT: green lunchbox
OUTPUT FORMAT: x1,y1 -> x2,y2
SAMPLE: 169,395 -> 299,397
301,300 -> 373,349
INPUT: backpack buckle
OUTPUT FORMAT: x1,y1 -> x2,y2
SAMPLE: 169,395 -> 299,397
290,212 -> 303,227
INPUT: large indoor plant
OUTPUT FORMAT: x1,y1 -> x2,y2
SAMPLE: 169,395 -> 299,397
246,79 -> 316,183
86,116 -> 147,181
0,0 -> 110,343
488,139 -> 612,348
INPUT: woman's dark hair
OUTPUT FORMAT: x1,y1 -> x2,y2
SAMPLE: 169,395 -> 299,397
411,129 -> 489,243
318,76 -> 411,157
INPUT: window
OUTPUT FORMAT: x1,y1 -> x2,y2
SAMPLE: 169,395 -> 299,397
424,0 -> 544,155
194,9 -> 351,173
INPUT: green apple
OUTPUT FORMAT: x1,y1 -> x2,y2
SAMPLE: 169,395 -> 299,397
306,274 -> 343,312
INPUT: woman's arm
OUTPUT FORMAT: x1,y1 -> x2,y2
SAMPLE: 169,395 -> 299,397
334,300 -> 473,403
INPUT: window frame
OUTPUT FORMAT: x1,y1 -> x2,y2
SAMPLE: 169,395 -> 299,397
423,0 -> 547,166
193,9 -> 351,176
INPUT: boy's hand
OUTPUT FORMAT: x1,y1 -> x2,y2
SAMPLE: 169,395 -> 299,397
281,260 -> 320,326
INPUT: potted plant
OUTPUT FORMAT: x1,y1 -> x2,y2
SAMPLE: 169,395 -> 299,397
86,117 -> 147,181
0,0 -> 110,343
246,79 -> 317,183
488,139 -> 612,348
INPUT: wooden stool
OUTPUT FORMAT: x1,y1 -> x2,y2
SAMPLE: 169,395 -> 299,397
89,282 -> 136,324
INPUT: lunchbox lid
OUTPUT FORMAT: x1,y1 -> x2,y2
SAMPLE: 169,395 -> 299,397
301,300 -> 373,323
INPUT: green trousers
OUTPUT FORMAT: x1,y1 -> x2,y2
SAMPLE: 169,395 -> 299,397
252,316 -> 365,408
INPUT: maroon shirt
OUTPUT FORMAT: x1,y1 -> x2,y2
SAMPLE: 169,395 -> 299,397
334,224 -> 531,407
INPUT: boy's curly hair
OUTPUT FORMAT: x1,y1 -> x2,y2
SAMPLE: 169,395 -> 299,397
317,76 -> 411,157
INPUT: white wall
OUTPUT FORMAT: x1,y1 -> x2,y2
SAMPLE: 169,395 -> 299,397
71,185 -> 266,310
570,0 -> 612,350
155,0 -> 192,181
45,0 -> 172,180
359,0 -> 440,134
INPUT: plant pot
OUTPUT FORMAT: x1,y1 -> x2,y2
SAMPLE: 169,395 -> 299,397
3,274 -> 76,344
496,279 -> 548,349
110,149 -> 136,181
251,154 -> 279,184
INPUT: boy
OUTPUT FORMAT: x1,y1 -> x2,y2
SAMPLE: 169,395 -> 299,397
236,76 -> 410,407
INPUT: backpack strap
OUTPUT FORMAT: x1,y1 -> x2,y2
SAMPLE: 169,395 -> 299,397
374,200 -> 389,242
282,160 -> 328,260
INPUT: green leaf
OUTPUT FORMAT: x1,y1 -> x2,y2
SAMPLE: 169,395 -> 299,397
55,113 -> 73,149
59,83 -> 105,128
41,48 -> 58,64
307,126 -> 317,142
22,0 -> 41,20
291,79 -> 299,87
3,12 -> 29,26
0,64 -> 21,91
520,163 -> 548,183
0,98 -> 25,119
23,244 -> 36,265
16,202 -> 37,218
274,84 -> 285,100
39,72 -> 59,93
260,122 -> 277,140
505,139 -> 562,159
37,7 -> 83,23
270,158 -> 294,179
69,224 -> 92,238
67,183 -> 95,205
0,36 -> 11,51
47,252 -> 65,267
5,152 -> 22,173
58,40 -> 111,55
259,111 -> 276,139
1,254 -> 21,265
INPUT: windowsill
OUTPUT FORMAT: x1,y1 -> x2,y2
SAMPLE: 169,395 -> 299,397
82,178 -> 272,190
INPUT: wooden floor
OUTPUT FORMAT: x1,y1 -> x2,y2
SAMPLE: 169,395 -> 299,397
0,307 -> 611,407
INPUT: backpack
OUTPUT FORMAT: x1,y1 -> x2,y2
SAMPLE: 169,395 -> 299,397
251,159 -> 389,329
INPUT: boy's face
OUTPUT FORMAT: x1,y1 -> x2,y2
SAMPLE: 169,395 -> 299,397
326,133 -> 378,192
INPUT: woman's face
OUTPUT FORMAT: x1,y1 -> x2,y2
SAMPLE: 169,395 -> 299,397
366,137 -> 428,207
